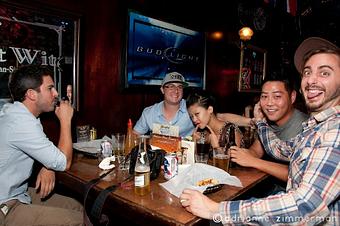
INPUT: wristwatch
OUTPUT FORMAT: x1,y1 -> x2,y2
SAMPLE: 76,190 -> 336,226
0,203 -> 9,215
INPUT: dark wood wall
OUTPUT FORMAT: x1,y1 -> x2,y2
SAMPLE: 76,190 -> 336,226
11,0 -> 254,142
7,0 -> 338,142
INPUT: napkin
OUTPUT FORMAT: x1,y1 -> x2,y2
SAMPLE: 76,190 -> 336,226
98,156 -> 116,170
73,135 -> 111,155
160,163 -> 242,197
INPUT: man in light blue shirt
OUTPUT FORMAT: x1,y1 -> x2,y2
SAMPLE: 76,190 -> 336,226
0,65 -> 82,225
134,72 -> 194,138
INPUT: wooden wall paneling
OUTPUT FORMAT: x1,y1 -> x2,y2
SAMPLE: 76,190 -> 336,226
7,0 -> 252,142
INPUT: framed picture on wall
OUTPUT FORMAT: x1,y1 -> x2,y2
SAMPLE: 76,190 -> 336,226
0,2 -> 80,110
123,10 -> 206,89
238,44 -> 267,92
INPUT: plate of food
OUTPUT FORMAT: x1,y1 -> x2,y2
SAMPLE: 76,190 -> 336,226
160,163 -> 242,198
196,178 -> 224,194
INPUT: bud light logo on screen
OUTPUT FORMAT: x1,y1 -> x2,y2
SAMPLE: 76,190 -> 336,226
126,10 -> 206,88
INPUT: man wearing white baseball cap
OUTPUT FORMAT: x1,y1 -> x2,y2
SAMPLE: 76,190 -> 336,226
133,72 -> 194,138
180,37 -> 340,225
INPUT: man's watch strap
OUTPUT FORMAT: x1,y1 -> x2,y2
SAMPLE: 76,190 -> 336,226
0,204 -> 9,215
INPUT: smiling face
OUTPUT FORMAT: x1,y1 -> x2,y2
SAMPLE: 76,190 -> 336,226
260,81 -> 296,126
301,53 -> 340,114
161,82 -> 184,105
187,103 -> 213,129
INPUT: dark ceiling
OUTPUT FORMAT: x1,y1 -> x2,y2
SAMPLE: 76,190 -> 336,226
126,0 -> 339,86
128,0 -> 340,46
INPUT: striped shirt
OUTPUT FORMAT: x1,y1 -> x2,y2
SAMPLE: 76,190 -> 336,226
218,105 -> 340,225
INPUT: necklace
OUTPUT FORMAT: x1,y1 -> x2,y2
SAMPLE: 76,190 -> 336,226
215,122 -> 228,142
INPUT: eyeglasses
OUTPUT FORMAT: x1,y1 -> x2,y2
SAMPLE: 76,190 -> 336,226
163,84 -> 184,91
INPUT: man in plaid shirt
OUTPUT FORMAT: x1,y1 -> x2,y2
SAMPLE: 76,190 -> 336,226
180,37 -> 339,225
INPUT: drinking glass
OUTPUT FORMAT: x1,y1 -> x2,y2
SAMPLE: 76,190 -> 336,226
112,133 -> 125,160
195,131 -> 209,163
212,147 -> 230,172
76,125 -> 90,142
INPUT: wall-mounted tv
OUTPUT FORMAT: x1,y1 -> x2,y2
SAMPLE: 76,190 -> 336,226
124,10 -> 206,89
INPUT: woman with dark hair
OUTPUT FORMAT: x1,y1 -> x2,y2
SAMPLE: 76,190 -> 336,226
186,90 -> 244,150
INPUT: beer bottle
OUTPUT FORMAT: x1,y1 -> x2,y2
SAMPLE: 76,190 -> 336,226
134,135 -> 151,196
228,126 -> 236,147
125,119 -> 135,155
227,126 -> 237,168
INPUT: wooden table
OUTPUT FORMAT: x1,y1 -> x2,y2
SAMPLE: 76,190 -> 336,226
57,153 -> 269,226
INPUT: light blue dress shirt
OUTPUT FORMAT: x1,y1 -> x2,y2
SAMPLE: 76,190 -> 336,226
0,102 -> 66,204
134,99 -> 194,138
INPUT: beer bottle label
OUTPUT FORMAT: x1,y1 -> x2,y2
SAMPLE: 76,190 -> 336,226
135,175 -> 145,187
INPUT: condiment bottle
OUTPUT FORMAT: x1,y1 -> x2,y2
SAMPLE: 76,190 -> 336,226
90,127 -> 97,140
124,119 -> 135,155
134,135 -> 150,196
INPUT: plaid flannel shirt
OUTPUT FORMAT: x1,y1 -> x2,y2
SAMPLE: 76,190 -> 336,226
218,106 -> 340,226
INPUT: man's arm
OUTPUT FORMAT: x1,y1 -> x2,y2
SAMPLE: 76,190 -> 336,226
218,121 -> 340,225
247,139 -> 264,158
256,120 -> 292,161
132,129 -> 141,136
133,108 -> 150,135
216,113 -> 251,127
231,139 -> 288,181
181,142 -> 339,225
55,101 -> 74,170
230,146 -> 288,181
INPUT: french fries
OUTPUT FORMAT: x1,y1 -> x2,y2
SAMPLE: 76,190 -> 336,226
196,178 -> 218,186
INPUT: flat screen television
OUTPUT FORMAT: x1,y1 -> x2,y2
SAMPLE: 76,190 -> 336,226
124,10 -> 206,88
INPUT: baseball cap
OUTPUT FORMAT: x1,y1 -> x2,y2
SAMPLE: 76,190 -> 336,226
294,37 -> 339,73
161,72 -> 188,87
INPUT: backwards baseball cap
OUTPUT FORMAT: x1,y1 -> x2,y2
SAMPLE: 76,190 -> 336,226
294,37 -> 339,73
161,72 -> 188,87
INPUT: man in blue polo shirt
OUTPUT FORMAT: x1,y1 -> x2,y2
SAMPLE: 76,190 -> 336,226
133,72 -> 194,138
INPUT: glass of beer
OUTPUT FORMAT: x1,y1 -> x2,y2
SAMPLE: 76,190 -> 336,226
212,147 -> 230,172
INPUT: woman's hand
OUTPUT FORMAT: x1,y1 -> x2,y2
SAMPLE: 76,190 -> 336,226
205,125 -> 219,148
192,125 -> 201,142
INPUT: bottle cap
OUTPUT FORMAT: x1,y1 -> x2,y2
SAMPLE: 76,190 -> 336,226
128,118 -> 133,127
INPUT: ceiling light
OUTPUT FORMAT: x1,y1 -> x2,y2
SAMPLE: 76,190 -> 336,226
239,27 -> 254,41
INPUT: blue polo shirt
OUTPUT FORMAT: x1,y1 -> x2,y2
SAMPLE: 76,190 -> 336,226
134,99 -> 194,138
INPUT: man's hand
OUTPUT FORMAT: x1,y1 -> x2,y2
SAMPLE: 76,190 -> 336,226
249,102 -> 266,127
35,167 -> 55,199
55,100 -> 74,123
230,146 -> 258,167
253,102 -> 264,121
180,189 -> 219,219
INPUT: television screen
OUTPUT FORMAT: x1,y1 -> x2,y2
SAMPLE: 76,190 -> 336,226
125,10 -> 206,88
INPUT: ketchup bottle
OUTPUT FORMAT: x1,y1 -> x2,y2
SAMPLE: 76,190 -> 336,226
124,119 -> 135,155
